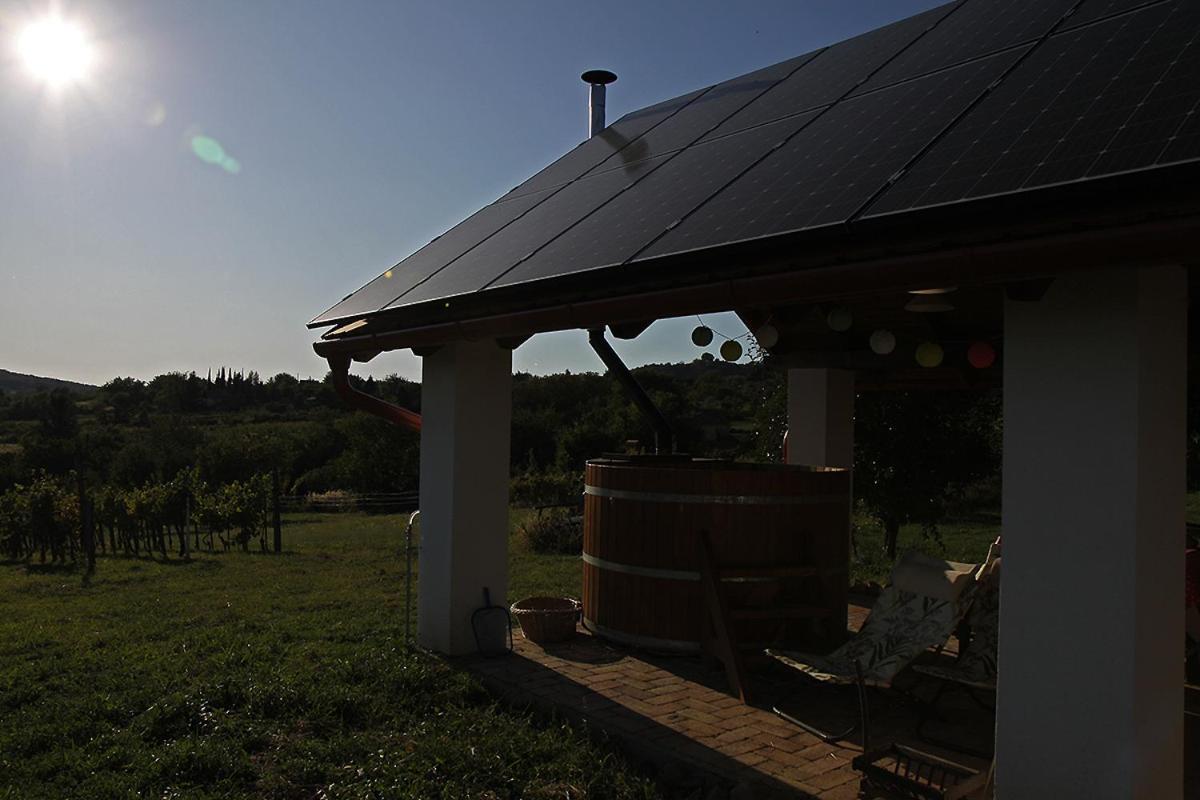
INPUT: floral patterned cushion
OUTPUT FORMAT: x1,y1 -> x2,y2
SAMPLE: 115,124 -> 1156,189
913,574 -> 1000,690
768,582 -> 973,688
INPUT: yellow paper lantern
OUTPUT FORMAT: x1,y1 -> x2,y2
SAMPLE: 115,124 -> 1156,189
720,339 -> 743,362
691,325 -> 713,346
915,342 -> 944,368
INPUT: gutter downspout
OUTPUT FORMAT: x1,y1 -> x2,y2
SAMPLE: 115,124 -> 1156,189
588,327 -> 675,454
326,355 -> 422,432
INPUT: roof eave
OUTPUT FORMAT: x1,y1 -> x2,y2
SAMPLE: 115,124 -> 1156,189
313,207 -> 1200,360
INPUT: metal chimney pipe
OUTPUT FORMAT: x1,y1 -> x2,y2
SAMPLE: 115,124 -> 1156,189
581,69 -> 617,138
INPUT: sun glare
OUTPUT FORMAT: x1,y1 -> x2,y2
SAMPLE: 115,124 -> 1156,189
17,15 -> 94,88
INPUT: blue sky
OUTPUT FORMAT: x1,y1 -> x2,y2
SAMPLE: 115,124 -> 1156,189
0,0 -> 943,385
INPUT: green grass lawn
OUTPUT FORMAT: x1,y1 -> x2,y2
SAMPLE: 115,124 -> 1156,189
849,511 -> 1001,587
4,496 -> 1171,798
0,513 -> 656,800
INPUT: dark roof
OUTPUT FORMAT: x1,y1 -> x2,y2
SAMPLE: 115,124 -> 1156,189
311,0 -> 1200,349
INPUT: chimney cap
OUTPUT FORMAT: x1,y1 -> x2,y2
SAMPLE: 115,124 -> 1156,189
581,69 -> 617,85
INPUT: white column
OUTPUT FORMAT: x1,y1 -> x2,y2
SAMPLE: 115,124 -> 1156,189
417,339 -> 513,655
786,368 -> 854,467
998,266 -> 1185,798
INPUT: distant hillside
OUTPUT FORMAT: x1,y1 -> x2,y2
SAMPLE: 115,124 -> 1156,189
0,369 -> 96,395
633,356 -> 759,381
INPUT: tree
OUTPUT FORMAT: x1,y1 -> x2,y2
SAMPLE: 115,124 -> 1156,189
854,390 -> 1000,560
19,390 -> 80,476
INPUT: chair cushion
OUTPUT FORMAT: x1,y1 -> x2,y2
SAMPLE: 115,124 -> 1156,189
890,551 -> 976,602
768,582 -> 973,688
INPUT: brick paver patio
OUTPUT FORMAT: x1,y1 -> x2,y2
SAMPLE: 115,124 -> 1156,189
458,601 -> 994,799
459,602 -> 1200,799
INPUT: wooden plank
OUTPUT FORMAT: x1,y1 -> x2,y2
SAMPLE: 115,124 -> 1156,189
718,565 -> 818,579
698,529 -> 751,704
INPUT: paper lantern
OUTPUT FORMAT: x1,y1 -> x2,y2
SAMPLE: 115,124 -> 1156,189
691,325 -> 713,346
720,339 -> 743,362
967,341 -> 996,369
827,307 -> 853,332
915,342 -> 944,368
869,329 -> 896,355
754,324 -> 779,349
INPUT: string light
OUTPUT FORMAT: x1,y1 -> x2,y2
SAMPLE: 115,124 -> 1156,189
691,315 -> 752,362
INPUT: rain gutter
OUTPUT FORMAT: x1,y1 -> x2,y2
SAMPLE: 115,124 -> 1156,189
326,354 -> 422,432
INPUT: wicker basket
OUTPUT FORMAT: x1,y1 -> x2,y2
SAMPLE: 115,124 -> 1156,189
510,596 -> 580,644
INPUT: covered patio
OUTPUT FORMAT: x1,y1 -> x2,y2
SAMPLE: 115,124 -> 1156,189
310,1 -> 1200,795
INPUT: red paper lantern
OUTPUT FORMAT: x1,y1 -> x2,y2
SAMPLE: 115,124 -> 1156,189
967,341 -> 996,369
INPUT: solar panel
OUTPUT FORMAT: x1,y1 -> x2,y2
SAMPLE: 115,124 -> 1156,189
578,50 -> 821,172
312,0 -> 1200,332
490,113 -> 822,289
309,186 -> 557,326
384,153 -> 671,310
312,90 -> 708,326
699,3 -> 956,141
639,48 -> 1024,260
864,0 -> 1200,217
1063,0 -> 1163,30
852,0 -> 1077,96
502,90 -> 704,200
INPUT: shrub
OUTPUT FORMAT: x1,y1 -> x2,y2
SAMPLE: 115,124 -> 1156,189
510,470 -> 582,509
521,509 -> 583,555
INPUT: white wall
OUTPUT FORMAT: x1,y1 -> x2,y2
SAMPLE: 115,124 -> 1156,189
998,266 -> 1186,797
786,368 -> 854,468
417,339 -> 513,655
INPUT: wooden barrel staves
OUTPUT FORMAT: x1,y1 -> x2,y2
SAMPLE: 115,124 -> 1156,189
582,457 -> 850,653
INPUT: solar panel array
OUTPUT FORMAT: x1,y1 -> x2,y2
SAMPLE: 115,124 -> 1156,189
312,0 -> 1200,329
866,0 -> 1200,214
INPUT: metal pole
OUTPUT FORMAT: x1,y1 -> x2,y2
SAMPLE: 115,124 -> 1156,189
581,70 -> 617,139
588,327 -> 675,453
404,510 -> 420,645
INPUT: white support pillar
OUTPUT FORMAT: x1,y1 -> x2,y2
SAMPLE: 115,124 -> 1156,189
786,368 -> 854,467
998,266 -> 1185,798
417,339 -> 513,655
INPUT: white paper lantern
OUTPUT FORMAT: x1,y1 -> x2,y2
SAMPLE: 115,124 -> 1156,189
827,307 -> 853,332
754,324 -> 779,349
869,329 -> 896,355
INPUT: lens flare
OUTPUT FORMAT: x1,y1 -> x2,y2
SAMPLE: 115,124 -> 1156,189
191,135 -> 242,175
17,16 -> 95,88
191,136 -> 225,164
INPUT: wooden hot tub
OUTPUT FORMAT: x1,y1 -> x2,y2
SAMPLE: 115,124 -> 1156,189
582,456 -> 849,653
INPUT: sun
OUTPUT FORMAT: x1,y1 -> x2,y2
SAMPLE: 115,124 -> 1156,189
17,15 -> 95,89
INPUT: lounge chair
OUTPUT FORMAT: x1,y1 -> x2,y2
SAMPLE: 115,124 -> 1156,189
767,550 -> 979,741
913,543 -> 1001,755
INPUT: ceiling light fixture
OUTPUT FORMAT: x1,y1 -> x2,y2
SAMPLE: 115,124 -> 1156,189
905,293 -> 955,313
